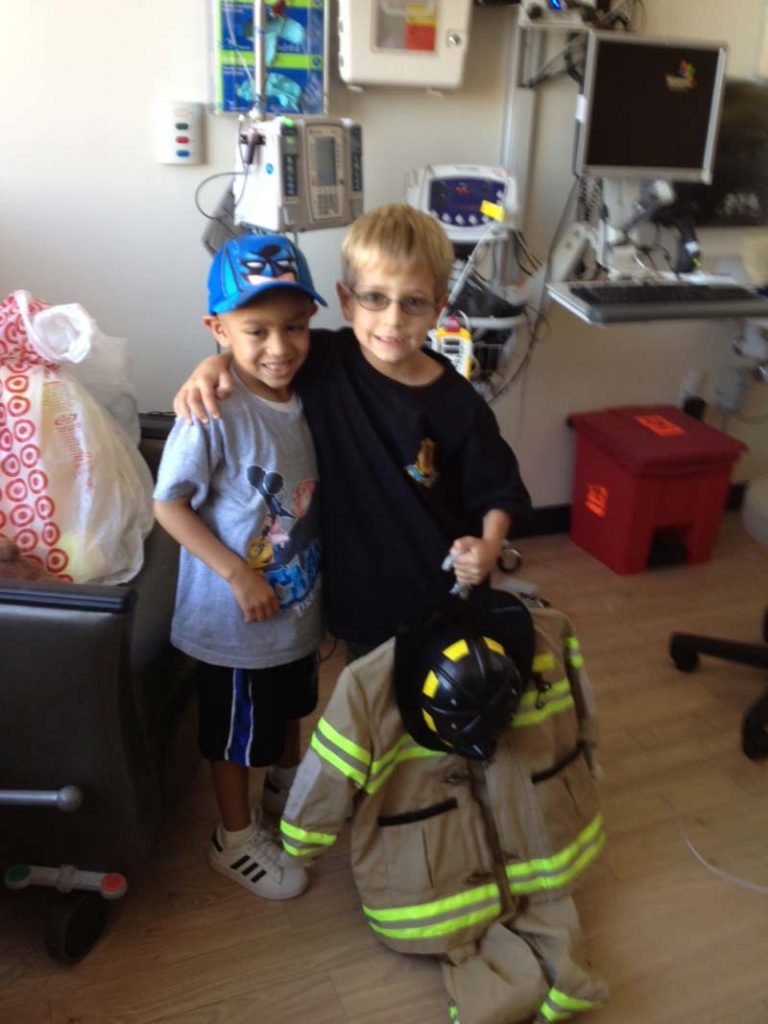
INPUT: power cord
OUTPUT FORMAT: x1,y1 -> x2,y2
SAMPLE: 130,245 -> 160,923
660,797 -> 768,895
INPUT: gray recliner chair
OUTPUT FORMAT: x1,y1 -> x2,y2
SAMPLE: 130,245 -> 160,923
0,415 -> 200,960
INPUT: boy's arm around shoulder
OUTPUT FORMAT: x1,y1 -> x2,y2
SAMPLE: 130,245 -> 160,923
173,351 -> 235,425
280,656 -> 377,865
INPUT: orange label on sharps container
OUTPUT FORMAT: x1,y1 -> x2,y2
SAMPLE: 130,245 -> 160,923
634,414 -> 685,437
405,3 -> 437,51
585,483 -> 608,517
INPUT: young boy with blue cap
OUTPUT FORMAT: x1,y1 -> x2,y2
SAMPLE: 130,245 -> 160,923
174,205 -> 531,662
153,234 -> 326,900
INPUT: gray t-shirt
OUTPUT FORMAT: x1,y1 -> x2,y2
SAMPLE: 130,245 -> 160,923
154,372 -> 322,669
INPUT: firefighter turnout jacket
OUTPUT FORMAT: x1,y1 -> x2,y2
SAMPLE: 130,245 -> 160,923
281,602 -> 607,1020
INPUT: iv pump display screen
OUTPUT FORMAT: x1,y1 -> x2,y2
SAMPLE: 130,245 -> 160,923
315,137 -> 337,187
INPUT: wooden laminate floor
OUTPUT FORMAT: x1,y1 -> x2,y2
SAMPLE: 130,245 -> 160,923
2,512 -> 768,1024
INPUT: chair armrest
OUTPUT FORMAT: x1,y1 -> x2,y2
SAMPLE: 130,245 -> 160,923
0,579 -> 136,613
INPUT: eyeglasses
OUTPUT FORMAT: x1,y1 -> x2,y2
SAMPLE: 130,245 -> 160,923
345,288 -> 437,317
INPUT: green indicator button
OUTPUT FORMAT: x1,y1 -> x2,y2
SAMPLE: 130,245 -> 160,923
175,122 -> 189,130
5,864 -> 31,884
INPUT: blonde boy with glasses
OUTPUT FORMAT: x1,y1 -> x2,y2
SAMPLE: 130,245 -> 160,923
174,204 -> 530,662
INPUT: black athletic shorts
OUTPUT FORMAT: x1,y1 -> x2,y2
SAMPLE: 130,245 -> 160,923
196,653 -> 318,767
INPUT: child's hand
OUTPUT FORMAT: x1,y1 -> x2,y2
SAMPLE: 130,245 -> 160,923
173,354 -> 234,425
229,565 -> 281,622
449,536 -> 502,586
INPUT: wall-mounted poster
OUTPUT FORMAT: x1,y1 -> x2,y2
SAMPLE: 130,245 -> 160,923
210,0 -> 326,115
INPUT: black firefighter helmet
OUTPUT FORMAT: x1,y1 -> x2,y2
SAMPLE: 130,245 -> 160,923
394,588 -> 534,761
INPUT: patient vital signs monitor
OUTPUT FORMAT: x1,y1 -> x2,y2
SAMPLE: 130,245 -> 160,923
575,32 -> 727,183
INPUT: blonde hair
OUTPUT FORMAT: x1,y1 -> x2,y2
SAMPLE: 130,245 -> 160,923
341,204 -> 454,296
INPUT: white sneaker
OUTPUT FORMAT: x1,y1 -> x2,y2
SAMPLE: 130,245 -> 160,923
261,767 -> 296,817
208,817 -> 308,900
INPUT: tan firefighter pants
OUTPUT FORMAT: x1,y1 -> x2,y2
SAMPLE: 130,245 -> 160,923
441,897 -> 609,1024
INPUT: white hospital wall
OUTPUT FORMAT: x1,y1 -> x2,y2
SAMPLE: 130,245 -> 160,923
0,0 -> 766,508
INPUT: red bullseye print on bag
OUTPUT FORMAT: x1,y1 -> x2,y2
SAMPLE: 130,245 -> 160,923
0,293 -> 68,578
0,291 -> 154,584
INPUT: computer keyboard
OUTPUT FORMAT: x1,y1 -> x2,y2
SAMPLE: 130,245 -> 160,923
560,280 -> 768,323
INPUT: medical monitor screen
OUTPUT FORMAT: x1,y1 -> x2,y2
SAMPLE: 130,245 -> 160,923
576,33 -> 727,182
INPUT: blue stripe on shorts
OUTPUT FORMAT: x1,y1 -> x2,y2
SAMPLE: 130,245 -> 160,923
225,668 -> 253,765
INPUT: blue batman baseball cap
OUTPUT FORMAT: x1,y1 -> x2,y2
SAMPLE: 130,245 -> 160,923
208,233 -> 327,314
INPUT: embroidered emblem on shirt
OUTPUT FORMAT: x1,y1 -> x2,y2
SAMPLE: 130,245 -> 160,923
406,438 -> 439,488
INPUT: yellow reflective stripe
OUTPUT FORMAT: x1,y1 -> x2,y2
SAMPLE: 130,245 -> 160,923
316,717 -> 371,766
533,652 -> 555,672
506,816 -> 606,894
513,694 -> 575,727
367,903 -> 499,941
310,733 -> 367,787
443,639 -> 469,661
518,678 -> 570,711
509,832 -> 605,894
364,881 -> 499,923
483,636 -> 504,655
280,819 -> 335,846
549,988 -> 603,1011
540,986 -> 605,1021
366,743 -> 443,795
507,813 -> 603,877
565,635 -> 584,668
369,734 -> 411,777
423,670 -> 439,698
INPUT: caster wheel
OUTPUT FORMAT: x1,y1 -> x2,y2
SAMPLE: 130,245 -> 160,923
45,891 -> 109,964
669,639 -> 699,673
742,692 -> 768,761
497,546 -> 522,573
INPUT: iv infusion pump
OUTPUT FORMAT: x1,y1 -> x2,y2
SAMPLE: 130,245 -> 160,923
234,116 -> 364,233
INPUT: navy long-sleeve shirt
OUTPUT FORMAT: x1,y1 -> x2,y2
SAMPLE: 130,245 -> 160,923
297,328 -> 531,645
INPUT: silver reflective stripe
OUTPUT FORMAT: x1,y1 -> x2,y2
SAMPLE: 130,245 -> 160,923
310,716 -> 370,786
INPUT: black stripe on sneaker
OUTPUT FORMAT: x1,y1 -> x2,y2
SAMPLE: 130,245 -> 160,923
251,869 -> 266,883
231,855 -> 250,870
242,861 -> 262,877
212,830 -> 223,853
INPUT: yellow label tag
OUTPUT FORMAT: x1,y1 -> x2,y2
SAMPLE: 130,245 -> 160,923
480,199 -> 504,221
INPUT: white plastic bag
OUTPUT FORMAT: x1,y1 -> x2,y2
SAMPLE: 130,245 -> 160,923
14,290 -> 141,444
0,292 -> 153,584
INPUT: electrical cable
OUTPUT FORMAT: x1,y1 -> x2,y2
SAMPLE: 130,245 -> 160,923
194,170 -> 247,234
661,797 -> 768,896
489,176 -> 581,403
